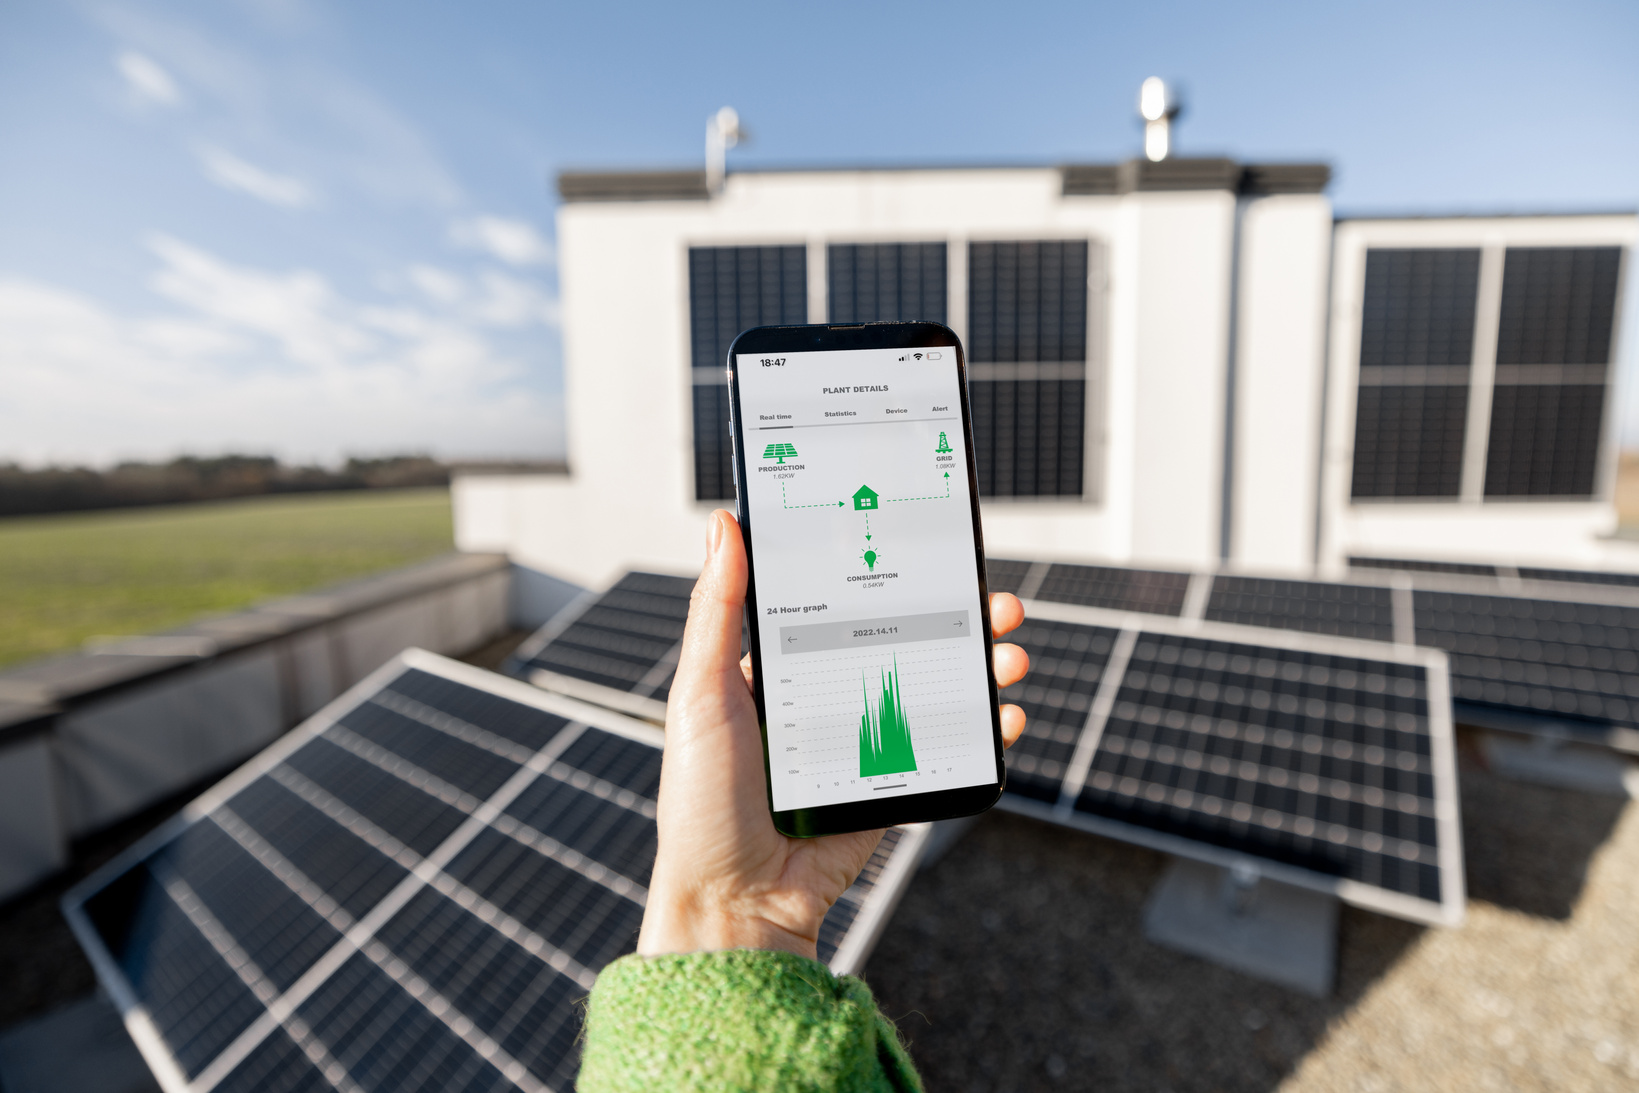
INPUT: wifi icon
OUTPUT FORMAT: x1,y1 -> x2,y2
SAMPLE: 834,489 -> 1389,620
913,352 -> 923,360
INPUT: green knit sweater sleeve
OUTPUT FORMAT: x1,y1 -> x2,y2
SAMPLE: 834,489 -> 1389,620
578,949 -> 923,1092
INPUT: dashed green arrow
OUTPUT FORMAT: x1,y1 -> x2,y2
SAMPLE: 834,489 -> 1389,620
781,481 -> 842,510
886,472 -> 952,503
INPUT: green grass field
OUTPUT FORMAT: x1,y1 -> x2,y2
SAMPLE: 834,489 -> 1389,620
0,488 -> 454,669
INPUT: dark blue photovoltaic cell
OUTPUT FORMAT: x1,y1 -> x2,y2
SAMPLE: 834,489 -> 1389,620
555,728 -> 665,799
283,736 -> 468,857
82,863 -> 265,1078
1205,575 -> 1397,643
1415,589 -> 1639,733
1035,562 -> 1190,616
444,827 -> 645,971
516,573 -> 694,695
502,777 -> 657,883
1076,633 -> 1440,901
388,670 -> 573,752
1518,566 -> 1639,589
223,778 -> 409,921
376,889 -> 586,1090
296,952 -> 513,1093
334,700 -> 520,800
218,1028 -> 329,1093
162,821 -> 340,992
998,619 -> 1120,801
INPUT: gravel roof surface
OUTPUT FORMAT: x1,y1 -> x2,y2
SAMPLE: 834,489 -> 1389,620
865,749 -> 1637,1093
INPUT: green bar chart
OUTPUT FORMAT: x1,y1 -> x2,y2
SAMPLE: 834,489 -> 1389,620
858,655 -> 918,777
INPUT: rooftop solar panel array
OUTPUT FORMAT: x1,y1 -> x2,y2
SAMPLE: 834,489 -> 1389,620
989,554 -> 1639,751
65,650 -> 928,1093
517,569 -> 1461,926
993,601 -> 1461,924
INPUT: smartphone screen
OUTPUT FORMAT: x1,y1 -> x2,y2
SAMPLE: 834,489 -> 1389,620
730,325 -> 1002,834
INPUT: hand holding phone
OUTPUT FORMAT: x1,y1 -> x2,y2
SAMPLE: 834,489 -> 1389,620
637,509 -> 1028,960
729,323 -> 1011,836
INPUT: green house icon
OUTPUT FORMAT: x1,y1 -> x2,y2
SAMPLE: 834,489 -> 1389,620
852,485 -> 879,510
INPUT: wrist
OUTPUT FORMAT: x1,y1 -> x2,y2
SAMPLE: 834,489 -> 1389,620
637,885 -> 819,959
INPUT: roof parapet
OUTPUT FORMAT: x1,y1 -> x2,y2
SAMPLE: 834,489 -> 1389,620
555,158 -> 1331,204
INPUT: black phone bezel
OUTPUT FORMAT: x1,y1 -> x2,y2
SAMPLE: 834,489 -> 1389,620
725,321 -> 1005,837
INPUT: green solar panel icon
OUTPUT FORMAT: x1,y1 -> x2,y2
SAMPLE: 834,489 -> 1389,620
762,442 -> 798,463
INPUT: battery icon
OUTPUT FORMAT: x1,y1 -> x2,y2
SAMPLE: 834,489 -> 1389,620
926,351 -> 943,360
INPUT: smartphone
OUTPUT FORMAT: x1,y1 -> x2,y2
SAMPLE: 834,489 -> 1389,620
726,321 -> 1004,837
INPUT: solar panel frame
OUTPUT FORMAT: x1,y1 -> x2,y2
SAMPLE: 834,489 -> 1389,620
63,649 -> 929,1093
996,599 -> 1464,927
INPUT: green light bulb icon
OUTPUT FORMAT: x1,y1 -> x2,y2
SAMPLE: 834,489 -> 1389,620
862,548 -> 878,571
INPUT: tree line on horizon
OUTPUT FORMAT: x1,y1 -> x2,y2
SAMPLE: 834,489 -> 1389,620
0,455 -> 455,517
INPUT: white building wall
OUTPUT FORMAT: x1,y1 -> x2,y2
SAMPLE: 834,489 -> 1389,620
458,168 -> 1180,588
454,165 -> 1634,591
1318,214 -> 1638,574
1124,190 -> 1237,567
1231,194 -> 1334,570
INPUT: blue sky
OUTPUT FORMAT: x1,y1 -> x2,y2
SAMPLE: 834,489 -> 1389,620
1,0 -> 1636,465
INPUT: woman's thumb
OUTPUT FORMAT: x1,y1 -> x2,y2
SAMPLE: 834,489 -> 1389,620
681,509 -> 747,679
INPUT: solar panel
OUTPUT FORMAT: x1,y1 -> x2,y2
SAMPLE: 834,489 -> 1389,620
688,244 -> 808,501
1205,575 -> 1397,643
998,601 -> 1463,926
966,239 -> 1090,498
1349,556 -> 1498,579
506,572 -> 695,722
64,650 -> 929,1093
1032,562 -> 1193,617
826,242 -> 947,325
1006,558 -> 1639,754
995,617 -> 1124,803
1517,566 -> 1639,589
1349,248 -> 1481,500
1351,555 -> 1639,591
1413,588 -> 1639,751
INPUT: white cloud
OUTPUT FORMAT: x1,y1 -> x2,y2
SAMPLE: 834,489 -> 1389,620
450,216 -> 554,267
407,264 -> 465,305
403,265 -> 559,329
0,238 -> 562,466
116,50 -> 182,107
469,271 -> 560,328
199,147 -> 314,208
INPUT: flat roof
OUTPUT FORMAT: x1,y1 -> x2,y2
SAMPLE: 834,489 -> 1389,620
556,158 -> 1332,203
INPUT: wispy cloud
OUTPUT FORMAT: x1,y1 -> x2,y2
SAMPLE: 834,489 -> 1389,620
0,237 -> 562,466
115,50 -> 182,107
99,7 -> 463,209
405,264 -> 560,328
198,147 -> 314,208
450,216 -> 554,267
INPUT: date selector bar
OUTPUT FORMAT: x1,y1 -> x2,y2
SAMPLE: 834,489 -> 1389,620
778,610 -> 972,655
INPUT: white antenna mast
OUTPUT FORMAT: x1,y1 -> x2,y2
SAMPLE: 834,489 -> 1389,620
1138,78 -> 1181,162
705,106 -> 745,194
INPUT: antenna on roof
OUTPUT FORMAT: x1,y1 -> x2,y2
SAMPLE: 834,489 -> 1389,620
1138,78 -> 1181,162
706,106 -> 746,195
